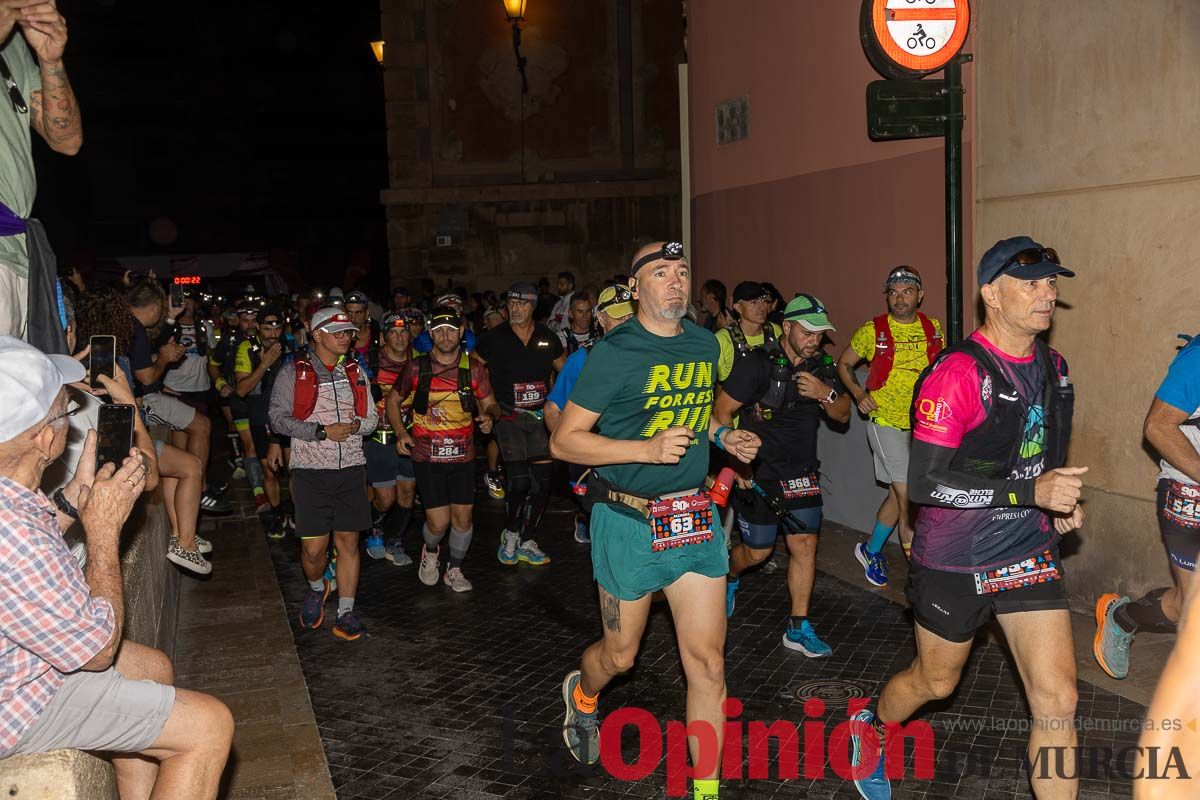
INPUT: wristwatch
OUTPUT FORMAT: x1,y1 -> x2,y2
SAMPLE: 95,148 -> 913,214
52,488 -> 79,521
315,424 -> 327,441
819,389 -> 838,406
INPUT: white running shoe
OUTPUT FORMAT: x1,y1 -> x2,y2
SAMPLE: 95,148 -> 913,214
443,567 -> 473,592
418,545 -> 440,586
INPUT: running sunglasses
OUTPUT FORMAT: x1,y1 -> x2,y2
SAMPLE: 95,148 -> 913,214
631,241 -> 685,274
999,247 -> 1061,273
0,56 -> 26,115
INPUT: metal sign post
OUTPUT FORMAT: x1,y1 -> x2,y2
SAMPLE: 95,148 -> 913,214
860,0 -> 971,345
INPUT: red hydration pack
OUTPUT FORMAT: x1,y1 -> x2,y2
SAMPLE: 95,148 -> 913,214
865,312 -> 943,391
292,355 -> 370,421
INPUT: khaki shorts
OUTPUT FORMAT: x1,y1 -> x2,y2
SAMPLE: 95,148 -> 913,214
867,421 -> 911,485
9,667 -> 175,756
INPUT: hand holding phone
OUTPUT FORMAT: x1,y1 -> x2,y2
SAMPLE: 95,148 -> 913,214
95,404 -> 135,472
88,335 -> 116,389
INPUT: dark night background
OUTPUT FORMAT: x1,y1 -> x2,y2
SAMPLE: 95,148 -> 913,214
30,0 -> 389,293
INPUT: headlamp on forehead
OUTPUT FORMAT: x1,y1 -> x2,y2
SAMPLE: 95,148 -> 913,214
631,241 -> 686,274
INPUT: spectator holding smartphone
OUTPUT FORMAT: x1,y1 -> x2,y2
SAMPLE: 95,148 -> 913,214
0,336 -> 233,798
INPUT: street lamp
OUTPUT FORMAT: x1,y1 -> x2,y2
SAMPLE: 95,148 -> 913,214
500,0 -> 528,95
370,40 -> 385,66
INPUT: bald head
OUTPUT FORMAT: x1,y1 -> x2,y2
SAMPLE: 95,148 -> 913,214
629,240 -> 690,324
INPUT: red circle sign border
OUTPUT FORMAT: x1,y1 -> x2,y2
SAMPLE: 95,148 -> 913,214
869,0 -> 970,76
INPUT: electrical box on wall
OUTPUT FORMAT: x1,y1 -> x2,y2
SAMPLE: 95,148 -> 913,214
716,96 -> 749,145
435,235 -> 453,247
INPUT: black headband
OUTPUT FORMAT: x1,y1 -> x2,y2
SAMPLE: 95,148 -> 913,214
631,241 -> 686,274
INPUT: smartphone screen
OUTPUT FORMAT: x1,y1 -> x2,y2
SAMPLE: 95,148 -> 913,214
89,335 -> 116,389
96,404 -> 135,472
170,285 -> 184,308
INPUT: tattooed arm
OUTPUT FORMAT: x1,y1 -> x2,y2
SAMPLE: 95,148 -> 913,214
21,2 -> 82,155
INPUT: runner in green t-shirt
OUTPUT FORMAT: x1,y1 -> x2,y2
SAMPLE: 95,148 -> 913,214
550,242 -> 759,799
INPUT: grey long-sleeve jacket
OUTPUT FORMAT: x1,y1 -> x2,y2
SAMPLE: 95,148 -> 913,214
269,356 -> 378,471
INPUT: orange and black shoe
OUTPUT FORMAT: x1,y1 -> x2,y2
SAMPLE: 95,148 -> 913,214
333,611 -> 364,641
298,586 -> 326,630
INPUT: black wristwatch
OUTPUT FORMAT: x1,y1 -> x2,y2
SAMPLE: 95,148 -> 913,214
315,424 -> 327,441
52,488 -> 79,521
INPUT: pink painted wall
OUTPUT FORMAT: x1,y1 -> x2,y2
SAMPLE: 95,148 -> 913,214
688,0 -> 976,339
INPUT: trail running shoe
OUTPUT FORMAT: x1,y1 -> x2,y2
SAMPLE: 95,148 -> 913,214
498,530 -> 520,565
265,517 -> 286,541
443,566 -> 473,592
419,545 -> 440,586
365,529 -> 386,559
195,536 -> 213,554
726,578 -> 740,618
517,539 -> 550,566
782,618 -> 832,657
485,470 -> 506,500
299,587 -> 326,629
573,513 -> 590,544
333,611 -> 364,641
850,709 -> 891,800
855,542 -> 888,588
167,539 -> 213,576
561,670 -> 599,765
1094,593 -> 1134,679
385,539 -> 413,566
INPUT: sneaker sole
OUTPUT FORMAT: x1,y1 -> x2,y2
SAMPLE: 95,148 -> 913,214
854,545 -> 888,588
561,671 -> 598,765
166,552 -> 212,576
781,633 -> 831,658
1093,593 -> 1126,679
366,550 -> 386,560
517,554 -> 550,565
299,606 -> 325,630
444,578 -> 473,593
497,547 -> 519,565
332,626 -> 362,641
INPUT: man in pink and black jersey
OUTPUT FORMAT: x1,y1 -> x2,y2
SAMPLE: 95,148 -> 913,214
850,237 -> 1087,800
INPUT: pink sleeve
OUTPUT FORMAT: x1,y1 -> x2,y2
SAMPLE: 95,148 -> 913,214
912,353 -> 986,448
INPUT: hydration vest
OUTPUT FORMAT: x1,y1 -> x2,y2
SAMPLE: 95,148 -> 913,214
292,354 -> 370,421
243,338 -> 293,396
865,312 -> 943,391
727,321 -> 780,361
910,338 -> 1073,480
412,352 -> 476,416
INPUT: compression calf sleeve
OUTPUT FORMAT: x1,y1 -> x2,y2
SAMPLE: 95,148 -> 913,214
449,526 -> 473,568
243,456 -> 265,493
866,520 -> 895,554
423,523 -> 446,551
1114,587 -> 1177,634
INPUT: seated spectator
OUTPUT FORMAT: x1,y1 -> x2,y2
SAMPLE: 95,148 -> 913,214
74,289 -> 213,575
0,336 -> 233,797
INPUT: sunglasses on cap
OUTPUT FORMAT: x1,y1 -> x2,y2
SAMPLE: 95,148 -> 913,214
631,241 -> 685,273
998,247 -> 1061,273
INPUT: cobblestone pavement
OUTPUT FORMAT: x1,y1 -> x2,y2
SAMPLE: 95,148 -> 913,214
268,488 -> 1144,800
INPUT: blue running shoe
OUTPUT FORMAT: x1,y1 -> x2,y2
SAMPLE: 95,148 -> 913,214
1094,593 -> 1134,679
855,543 -> 888,588
517,539 -> 550,566
385,539 -> 413,566
333,611 -> 364,641
561,670 -> 599,765
573,513 -> 591,544
782,618 -> 832,657
850,709 -> 891,800
365,529 -> 386,560
498,529 -> 520,565
299,588 -> 325,629
323,561 -> 337,594
726,578 -> 740,618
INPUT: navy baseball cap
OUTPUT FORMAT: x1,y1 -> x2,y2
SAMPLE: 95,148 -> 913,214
732,281 -> 769,304
978,236 -> 1075,286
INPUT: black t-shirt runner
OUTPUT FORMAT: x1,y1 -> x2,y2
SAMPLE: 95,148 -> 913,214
477,322 -> 563,413
721,349 -> 844,482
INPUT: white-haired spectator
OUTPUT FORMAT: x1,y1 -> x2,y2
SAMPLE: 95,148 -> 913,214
0,336 -> 232,797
